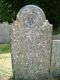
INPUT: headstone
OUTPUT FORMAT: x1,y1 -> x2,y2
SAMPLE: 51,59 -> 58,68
10,5 -> 52,80
50,40 -> 60,76
0,22 -> 10,43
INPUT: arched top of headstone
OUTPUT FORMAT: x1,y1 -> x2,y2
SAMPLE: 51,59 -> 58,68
17,5 -> 46,27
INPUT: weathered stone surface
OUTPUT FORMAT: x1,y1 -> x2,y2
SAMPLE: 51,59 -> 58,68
10,5 -> 52,80
0,22 -> 10,43
50,40 -> 60,76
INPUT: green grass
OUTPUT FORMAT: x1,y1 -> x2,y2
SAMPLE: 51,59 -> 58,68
0,44 -> 11,53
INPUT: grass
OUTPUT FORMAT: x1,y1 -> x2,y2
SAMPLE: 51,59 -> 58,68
0,44 -> 12,80
0,53 -> 13,80
0,44 -> 11,53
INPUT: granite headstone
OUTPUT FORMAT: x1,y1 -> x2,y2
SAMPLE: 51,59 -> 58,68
10,5 -> 52,80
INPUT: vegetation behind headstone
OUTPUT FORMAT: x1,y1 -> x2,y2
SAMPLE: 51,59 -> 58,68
0,0 -> 60,33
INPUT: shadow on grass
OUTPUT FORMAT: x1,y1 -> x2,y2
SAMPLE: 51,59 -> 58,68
8,76 -> 60,80
48,76 -> 60,80
8,76 -> 49,80
53,76 -> 60,80
9,77 -> 14,80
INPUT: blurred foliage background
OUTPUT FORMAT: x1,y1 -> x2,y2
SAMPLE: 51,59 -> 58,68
0,0 -> 60,34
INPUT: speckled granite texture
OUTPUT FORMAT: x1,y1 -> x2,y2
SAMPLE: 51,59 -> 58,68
10,5 -> 52,80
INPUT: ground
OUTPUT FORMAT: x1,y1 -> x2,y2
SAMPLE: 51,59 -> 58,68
0,44 -> 60,80
0,44 -> 13,80
0,53 -> 13,80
